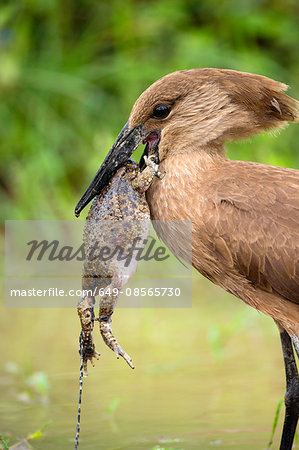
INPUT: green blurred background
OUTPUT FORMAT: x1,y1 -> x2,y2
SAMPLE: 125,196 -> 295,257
1,1 -> 299,449
1,0 -> 299,221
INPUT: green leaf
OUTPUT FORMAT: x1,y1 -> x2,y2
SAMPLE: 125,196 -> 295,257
0,435 -> 10,450
105,396 -> 121,415
267,398 -> 283,448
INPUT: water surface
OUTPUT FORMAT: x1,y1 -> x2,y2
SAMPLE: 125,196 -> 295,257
0,277 -> 287,449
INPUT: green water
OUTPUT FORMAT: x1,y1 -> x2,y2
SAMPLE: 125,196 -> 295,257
0,277 -> 288,449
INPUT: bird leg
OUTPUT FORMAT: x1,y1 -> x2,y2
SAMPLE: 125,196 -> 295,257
279,330 -> 299,450
77,295 -> 100,377
291,335 -> 299,359
98,283 -> 134,369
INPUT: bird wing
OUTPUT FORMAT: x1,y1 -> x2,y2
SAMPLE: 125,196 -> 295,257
207,160 -> 299,304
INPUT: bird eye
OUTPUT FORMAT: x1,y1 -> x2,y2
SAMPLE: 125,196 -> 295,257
151,104 -> 171,119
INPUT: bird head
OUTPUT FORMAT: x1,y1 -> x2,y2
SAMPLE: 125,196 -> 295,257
75,68 -> 298,216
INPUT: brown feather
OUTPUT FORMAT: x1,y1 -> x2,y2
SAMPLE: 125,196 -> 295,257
127,68 -> 299,336
147,154 -> 299,336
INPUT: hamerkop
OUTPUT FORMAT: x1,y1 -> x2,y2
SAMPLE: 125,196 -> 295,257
75,69 -> 299,449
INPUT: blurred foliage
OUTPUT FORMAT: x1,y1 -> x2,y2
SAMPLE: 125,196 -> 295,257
0,0 -> 298,222
0,420 -> 51,449
267,398 -> 283,449
0,435 -> 10,450
4,361 -> 50,404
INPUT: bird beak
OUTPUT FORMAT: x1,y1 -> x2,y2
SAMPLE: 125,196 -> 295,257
75,121 -> 144,217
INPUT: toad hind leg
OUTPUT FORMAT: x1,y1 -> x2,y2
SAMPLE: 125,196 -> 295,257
77,296 -> 100,376
98,284 -> 134,369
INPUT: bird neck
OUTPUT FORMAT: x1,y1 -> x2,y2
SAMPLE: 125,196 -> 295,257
159,143 -> 226,165
197,143 -> 227,157
147,149 -> 226,222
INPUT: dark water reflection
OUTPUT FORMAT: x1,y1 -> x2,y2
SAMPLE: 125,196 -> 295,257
0,278 -> 287,449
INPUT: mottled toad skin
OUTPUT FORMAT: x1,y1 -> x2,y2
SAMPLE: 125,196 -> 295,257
77,159 -> 158,374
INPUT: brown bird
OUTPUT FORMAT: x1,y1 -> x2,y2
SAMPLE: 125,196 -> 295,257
75,68 -> 299,450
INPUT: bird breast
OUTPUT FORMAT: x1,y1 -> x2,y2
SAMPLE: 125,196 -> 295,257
145,152 -> 223,270
146,153 -> 213,221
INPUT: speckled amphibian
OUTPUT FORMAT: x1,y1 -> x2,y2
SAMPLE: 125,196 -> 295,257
77,157 -> 163,376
